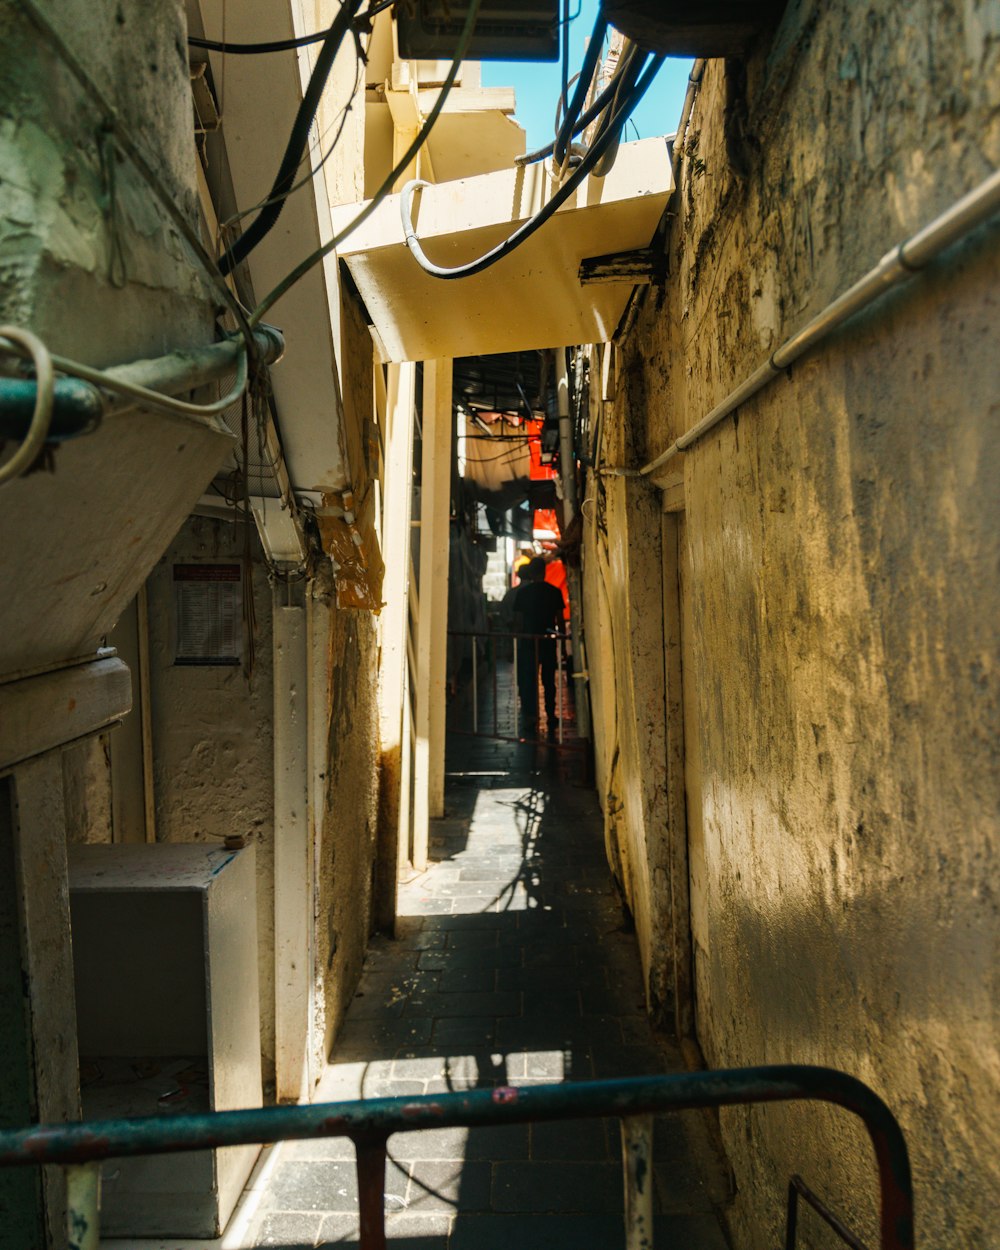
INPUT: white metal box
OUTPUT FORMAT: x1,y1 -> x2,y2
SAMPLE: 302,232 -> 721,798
68,843 -> 262,1238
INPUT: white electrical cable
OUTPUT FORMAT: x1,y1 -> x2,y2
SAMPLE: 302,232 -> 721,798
400,52 -> 663,282
0,327 -> 55,485
50,345 -> 249,420
0,328 -> 256,489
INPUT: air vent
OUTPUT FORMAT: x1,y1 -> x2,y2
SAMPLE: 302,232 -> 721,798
395,0 -> 559,61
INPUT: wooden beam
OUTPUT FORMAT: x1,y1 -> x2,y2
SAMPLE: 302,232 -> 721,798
0,654 -> 131,775
578,248 -> 667,287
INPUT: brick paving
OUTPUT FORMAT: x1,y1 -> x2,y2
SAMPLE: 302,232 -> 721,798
246,736 -> 731,1248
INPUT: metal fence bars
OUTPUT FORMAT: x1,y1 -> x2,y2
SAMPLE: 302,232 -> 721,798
448,629 -> 578,746
0,1065 -> 914,1250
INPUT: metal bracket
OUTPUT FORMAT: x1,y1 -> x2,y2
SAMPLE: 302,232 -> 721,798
579,248 -> 667,287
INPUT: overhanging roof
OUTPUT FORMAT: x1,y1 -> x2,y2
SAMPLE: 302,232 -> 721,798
334,138 -> 673,362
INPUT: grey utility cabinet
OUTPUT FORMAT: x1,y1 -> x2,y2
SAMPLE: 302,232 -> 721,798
68,842 -> 262,1238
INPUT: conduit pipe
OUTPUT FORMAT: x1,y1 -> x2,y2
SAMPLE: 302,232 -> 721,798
671,59 -> 706,184
555,347 -> 590,743
0,326 -> 284,447
630,166 -> 1000,479
0,326 -> 284,486
95,327 -> 284,416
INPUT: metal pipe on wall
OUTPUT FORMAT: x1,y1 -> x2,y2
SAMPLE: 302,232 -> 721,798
632,167 -> 1000,478
555,347 -> 591,742
0,326 -> 285,438
273,587 -> 311,1105
671,59 -> 706,184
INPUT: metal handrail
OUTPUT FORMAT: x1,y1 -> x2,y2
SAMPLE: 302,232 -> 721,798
787,1172 -> 873,1250
0,1065 -> 913,1250
448,627 -> 574,746
449,628 -> 567,639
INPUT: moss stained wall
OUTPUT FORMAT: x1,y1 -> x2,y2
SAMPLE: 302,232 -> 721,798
0,0 -> 212,359
594,2 -> 999,1246
0,0 -> 228,677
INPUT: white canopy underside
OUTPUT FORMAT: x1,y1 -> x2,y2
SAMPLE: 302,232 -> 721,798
334,138 -> 673,362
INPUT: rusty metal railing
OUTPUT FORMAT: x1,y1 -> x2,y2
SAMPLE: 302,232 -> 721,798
448,628 -> 578,746
787,1171 -> 873,1250
0,1065 -> 913,1250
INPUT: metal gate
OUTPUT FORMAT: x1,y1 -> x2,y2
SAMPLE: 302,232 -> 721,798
0,1065 -> 914,1250
447,629 -> 580,747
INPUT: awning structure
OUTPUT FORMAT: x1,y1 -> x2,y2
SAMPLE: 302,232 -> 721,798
334,137 -> 673,362
461,414 -> 533,508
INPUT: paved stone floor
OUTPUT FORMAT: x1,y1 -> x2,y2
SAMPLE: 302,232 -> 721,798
244,735 -> 732,1249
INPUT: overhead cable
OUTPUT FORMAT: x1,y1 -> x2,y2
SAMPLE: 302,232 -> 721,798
218,0 -> 367,275
516,41 -> 640,168
399,53 -> 664,282
189,29 -> 330,54
588,45 -> 644,179
188,0 -> 395,53
17,0 -> 257,363
249,0 -> 483,325
219,55 -> 364,234
552,11 -> 607,168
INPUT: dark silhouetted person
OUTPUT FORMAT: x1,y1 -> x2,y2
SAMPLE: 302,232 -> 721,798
512,557 -> 565,736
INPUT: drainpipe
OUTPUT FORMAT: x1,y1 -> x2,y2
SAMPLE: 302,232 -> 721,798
632,166 -> 1000,477
273,579 -> 310,1105
555,347 -> 591,742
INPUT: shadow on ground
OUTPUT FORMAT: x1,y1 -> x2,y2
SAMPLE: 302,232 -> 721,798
247,733 -> 731,1250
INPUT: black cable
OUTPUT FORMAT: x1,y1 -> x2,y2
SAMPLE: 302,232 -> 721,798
189,30 -> 327,54
588,47 -> 644,178
249,0 -> 483,325
559,0 -> 570,146
188,0 -> 393,54
218,0 -> 366,275
552,11 -> 607,168
220,54 -> 363,233
401,52 -> 663,282
516,41 -> 639,168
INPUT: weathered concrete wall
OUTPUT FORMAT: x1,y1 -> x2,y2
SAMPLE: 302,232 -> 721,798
583,450 -> 675,1018
139,517 -> 382,1092
0,0 -> 227,682
0,0 -> 210,357
145,516 -> 277,1088
596,2 -> 1000,1246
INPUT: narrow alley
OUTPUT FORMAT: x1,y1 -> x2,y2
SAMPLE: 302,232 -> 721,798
1,2 -> 996,1249
244,734 -> 730,1249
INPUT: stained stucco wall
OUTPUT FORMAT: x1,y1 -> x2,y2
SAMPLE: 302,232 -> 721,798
146,516 -> 277,1087
145,520 -> 382,1088
313,595 -> 381,1068
0,0 -> 226,676
593,2 -> 999,1246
